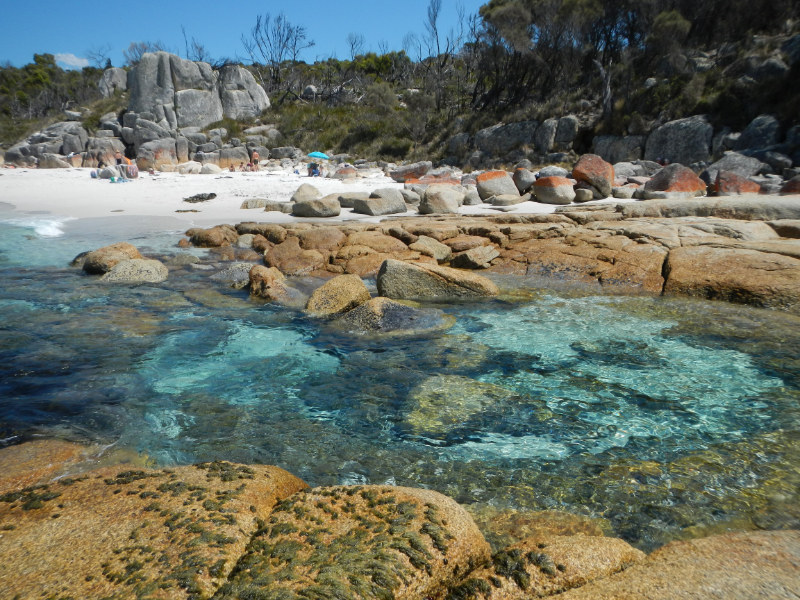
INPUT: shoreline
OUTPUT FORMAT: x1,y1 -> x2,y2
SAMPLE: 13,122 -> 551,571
0,167 -> 617,236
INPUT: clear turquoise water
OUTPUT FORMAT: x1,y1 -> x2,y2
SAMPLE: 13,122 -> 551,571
1,215 -> 798,551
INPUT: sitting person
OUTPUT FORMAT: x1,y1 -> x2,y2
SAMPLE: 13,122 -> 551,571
307,162 -> 319,177
229,164 -> 236,172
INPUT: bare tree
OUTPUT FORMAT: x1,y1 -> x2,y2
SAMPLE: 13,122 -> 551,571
86,43 -> 113,69
123,41 -> 168,66
347,33 -> 366,60
422,0 -> 466,110
241,13 -> 315,92
181,26 -> 213,63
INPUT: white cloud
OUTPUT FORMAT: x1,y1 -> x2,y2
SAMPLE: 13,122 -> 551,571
55,53 -> 90,69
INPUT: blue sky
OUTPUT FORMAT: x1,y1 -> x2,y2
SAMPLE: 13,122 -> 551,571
1,1 -> 487,69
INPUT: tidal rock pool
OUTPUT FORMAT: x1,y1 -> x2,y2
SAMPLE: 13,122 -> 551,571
1,216 -> 798,551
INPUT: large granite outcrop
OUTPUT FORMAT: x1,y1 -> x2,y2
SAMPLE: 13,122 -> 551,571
98,67 -> 128,97
644,115 -> 713,166
127,52 -> 269,130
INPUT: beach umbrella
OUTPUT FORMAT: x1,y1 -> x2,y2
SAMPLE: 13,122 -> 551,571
308,151 -> 330,160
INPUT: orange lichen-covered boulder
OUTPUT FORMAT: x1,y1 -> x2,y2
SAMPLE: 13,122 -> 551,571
79,242 -> 144,274
712,171 -> 761,196
533,176 -> 576,205
643,164 -> 707,199
572,154 -> 614,198
476,170 -> 519,200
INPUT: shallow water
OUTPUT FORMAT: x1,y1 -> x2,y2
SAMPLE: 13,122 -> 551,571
1,216 -> 798,551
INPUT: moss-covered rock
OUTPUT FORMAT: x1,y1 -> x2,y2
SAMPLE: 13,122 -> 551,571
444,536 -> 644,599
216,485 -> 491,600
0,461 -> 307,599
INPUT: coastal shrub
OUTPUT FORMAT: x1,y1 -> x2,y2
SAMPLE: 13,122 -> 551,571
82,92 -> 128,134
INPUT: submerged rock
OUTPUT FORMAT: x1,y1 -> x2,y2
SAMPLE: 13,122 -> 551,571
338,296 -> 454,334
210,262 -> 255,289
404,374 -> 529,438
99,258 -> 168,283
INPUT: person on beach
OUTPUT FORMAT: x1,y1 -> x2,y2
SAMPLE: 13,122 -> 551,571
251,150 -> 259,171
308,162 -> 319,177
115,151 -> 123,165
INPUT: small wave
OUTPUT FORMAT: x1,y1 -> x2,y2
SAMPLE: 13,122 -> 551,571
1,216 -> 76,237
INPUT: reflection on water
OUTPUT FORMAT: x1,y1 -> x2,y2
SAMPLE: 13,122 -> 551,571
0,220 -> 798,551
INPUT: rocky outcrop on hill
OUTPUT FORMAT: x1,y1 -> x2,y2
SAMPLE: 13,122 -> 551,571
5,53 -> 274,171
129,52 -> 269,130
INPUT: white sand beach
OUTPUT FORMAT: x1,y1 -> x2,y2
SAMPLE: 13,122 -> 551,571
0,167 -> 571,236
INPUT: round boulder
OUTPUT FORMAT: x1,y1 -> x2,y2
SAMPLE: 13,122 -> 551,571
476,170 -> 519,200
712,171 -> 761,196
572,154 -> 614,198
305,274 -> 371,317
643,164 -> 707,199
81,242 -> 143,274
533,176 -> 576,205
512,168 -> 537,194
291,183 -> 322,203
420,187 -> 462,214
291,198 -> 341,218
780,175 -> 800,195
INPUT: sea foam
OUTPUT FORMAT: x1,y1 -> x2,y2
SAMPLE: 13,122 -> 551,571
1,216 -> 76,237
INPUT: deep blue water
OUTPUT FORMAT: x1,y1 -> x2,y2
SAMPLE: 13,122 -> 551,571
1,213 -> 798,551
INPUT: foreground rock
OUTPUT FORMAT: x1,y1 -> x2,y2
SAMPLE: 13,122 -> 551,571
0,462 -> 307,599
447,536 -> 645,599
556,530 -> 800,600
215,485 -> 491,600
377,259 -> 500,300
